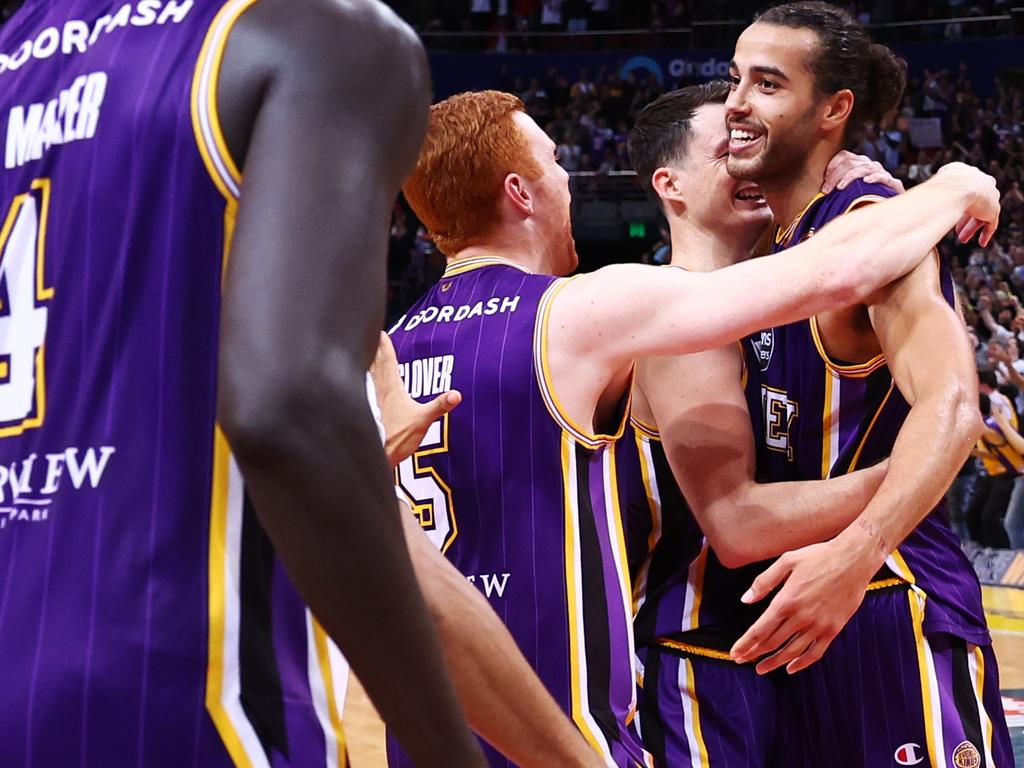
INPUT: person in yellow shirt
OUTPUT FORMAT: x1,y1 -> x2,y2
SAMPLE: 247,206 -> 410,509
970,392 -> 1024,546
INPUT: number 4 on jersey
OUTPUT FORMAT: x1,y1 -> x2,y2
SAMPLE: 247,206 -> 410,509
0,179 -> 53,437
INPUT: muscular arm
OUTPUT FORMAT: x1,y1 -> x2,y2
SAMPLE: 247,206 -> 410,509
731,256 -> 982,674
844,256 -> 981,566
636,348 -> 885,568
548,164 -> 997,430
399,510 -> 602,768
215,2 -> 481,764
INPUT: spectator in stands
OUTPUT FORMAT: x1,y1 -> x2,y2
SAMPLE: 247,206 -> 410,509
985,393 -> 1024,548
555,130 -> 582,170
970,391 -> 1019,548
540,0 -> 562,30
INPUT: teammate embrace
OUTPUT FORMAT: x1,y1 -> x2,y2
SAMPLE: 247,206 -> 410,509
2,0 -> 1010,764
390,2 -> 1012,766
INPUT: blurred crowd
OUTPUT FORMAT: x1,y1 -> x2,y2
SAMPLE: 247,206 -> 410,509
387,61 -> 1024,551
417,0 -> 1012,33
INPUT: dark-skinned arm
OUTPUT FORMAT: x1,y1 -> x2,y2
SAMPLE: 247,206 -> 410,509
732,255 -> 982,675
635,348 -> 886,569
215,2 -> 482,764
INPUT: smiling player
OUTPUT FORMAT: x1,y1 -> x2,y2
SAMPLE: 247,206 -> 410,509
386,88 -> 1000,767
724,4 -> 1013,765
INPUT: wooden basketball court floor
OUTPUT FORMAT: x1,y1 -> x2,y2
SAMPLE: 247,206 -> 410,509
343,591 -> 1024,767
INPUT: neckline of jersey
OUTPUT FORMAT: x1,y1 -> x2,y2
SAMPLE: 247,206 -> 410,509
774,191 -> 826,248
442,256 -> 534,277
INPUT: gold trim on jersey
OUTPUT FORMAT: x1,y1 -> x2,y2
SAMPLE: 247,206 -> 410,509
868,577 -> 907,591
842,194 -> 889,216
629,414 -> 660,441
206,427 -> 272,768
887,550 -> 917,586
846,380 -> 896,473
774,192 -> 825,248
808,317 -> 886,377
631,428 -> 663,614
796,193 -> 890,376
310,619 -> 349,768
820,367 -> 840,478
191,0 -> 257,203
684,541 -> 708,633
442,255 -> 533,277
560,434 -> 613,760
656,638 -> 733,662
972,645 -> 996,766
682,658 -> 711,768
606,447 -> 640,726
535,278 -> 633,449
909,590 -> 945,765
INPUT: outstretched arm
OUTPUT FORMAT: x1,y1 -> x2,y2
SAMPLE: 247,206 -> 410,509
636,348 -> 886,569
557,162 -> 997,369
731,255 -> 981,674
548,163 -> 997,432
215,1 -> 481,764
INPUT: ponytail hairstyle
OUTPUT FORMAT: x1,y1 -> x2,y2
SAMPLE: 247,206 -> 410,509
755,2 -> 907,147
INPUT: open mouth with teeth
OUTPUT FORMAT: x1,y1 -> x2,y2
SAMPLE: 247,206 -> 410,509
729,126 -> 765,155
733,183 -> 766,206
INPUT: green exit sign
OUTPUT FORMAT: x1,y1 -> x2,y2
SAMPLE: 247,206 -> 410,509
629,221 -> 646,238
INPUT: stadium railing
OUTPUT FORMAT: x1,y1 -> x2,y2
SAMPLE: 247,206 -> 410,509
418,12 -> 1021,51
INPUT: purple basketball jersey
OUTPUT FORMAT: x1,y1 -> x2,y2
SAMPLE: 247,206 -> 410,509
0,2 -> 350,766
618,417 -> 768,657
742,181 -> 989,645
387,256 -> 647,767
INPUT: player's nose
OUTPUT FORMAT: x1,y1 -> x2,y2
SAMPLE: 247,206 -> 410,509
725,84 -> 749,118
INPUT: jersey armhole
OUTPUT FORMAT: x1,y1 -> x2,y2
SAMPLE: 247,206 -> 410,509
534,277 -> 632,448
808,194 -> 894,378
191,0 -> 258,203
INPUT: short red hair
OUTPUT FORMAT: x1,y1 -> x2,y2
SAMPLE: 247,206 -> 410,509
403,90 -> 542,256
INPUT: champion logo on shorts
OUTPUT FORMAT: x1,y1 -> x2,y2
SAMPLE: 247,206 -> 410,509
894,743 -> 924,765
952,740 -> 982,768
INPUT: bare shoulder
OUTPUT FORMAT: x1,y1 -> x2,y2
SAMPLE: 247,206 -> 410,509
239,0 -> 424,81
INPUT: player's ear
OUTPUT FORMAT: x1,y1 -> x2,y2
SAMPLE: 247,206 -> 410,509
652,167 -> 685,210
503,173 -> 534,217
821,89 -> 854,135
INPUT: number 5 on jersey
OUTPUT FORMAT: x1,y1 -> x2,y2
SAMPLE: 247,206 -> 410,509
396,413 -> 457,553
0,179 -> 53,437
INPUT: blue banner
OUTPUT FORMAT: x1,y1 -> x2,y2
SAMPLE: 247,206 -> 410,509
428,36 -> 1024,99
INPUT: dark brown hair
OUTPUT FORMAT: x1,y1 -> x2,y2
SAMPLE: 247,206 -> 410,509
756,1 -> 907,145
627,80 -> 731,202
